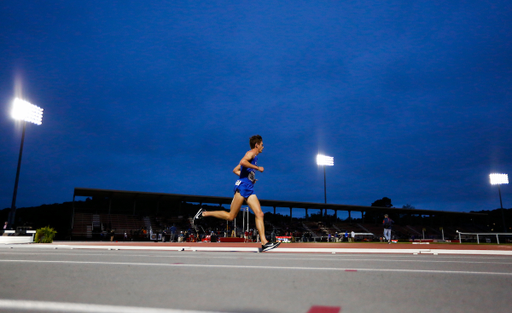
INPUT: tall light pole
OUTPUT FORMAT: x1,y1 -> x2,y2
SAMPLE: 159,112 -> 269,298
316,154 -> 334,209
8,97 -> 44,228
490,173 -> 508,233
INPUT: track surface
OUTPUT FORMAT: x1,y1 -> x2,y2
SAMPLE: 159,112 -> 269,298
0,242 -> 511,313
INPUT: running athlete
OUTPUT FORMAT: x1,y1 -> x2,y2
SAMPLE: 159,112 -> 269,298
193,135 -> 280,252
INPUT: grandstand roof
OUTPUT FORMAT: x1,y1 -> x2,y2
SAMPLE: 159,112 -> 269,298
73,187 -> 485,217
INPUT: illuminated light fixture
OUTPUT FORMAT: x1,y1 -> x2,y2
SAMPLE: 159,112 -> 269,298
490,173 -> 509,185
489,173 -> 508,233
11,97 -> 43,125
316,154 -> 334,166
8,97 -> 44,228
316,154 -> 334,207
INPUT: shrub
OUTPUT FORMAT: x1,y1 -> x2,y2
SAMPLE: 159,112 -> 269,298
35,226 -> 57,243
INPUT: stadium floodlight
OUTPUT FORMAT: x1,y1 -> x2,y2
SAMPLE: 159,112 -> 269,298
316,154 -> 334,166
8,97 -> 44,228
11,97 -> 44,125
317,154 -> 334,206
490,173 -> 509,185
489,173 -> 508,232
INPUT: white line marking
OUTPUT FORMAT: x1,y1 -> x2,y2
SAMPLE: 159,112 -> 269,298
0,244 -> 260,252
3,244 -> 512,256
5,251 -> 512,265
2,250 -> 512,265
2,251 -> 512,265
1,259 -> 511,276
273,248 -> 512,256
0,299 -> 225,313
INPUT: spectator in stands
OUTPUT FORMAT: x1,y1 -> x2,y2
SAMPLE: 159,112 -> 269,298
383,214 -> 394,244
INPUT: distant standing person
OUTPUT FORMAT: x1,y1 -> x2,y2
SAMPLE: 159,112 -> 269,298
383,214 -> 394,244
193,135 -> 280,252
170,224 -> 177,242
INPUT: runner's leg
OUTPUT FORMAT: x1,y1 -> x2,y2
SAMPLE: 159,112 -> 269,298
246,194 -> 268,246
203,192 -> 244,221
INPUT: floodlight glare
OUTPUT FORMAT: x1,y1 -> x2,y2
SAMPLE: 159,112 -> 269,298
490,173 -> 509,185
11,97 -> 43,125
316,154 -> 334,166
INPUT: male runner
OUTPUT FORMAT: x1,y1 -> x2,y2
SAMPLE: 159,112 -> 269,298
193,135 -> 280,252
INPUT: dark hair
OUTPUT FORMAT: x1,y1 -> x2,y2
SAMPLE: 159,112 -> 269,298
249,135 -> 263,149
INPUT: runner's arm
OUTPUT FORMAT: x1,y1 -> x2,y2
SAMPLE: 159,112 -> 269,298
233,164 -> 241,176
240,151 -> 264,172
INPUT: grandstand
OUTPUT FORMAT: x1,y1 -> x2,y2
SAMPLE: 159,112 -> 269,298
71,187 -> 490,242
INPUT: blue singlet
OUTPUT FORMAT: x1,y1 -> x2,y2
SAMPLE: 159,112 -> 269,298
234,156 -> 258,199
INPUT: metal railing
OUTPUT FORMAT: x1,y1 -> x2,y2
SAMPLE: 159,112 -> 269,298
456,231 -> 512,244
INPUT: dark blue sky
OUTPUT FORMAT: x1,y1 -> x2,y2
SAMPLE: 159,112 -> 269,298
1,1 -> 511,216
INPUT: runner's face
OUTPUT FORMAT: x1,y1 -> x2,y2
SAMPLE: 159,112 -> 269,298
256,141 -> 264,153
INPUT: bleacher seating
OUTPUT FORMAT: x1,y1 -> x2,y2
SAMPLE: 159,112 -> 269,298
72,210 -> 490,242
72,213 -> 94,237
72,213 -> 147,238
99,214 -> 146,234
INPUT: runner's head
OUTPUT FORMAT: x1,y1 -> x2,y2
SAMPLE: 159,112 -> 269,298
250,135 -> 263,149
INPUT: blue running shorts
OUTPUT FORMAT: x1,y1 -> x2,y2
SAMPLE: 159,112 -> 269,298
234,180 -> 254,199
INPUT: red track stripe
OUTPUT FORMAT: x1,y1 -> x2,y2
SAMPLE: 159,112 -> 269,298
307,305 -> 341,313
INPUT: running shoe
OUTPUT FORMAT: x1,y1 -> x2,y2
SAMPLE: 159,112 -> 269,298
261,241 -> 281,252
193,208 -> 204,223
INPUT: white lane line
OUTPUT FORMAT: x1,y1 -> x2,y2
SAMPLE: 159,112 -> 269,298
0,245 -> 259,252
274,248 -> 512,256
2,251 -> 511,265
0,299 -> 225,313
1,259 -> 511,276
3,244 -> 512,256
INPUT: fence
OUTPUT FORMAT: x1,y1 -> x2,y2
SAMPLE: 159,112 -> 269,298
456,231 -> 512,244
